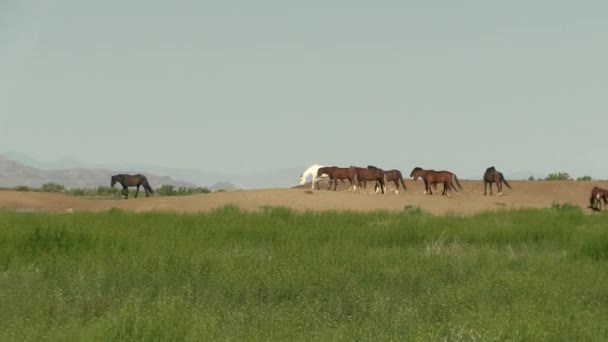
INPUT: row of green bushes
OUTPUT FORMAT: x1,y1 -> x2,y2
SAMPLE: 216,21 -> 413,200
7,183 -> 216,196
528,172 -> 593,181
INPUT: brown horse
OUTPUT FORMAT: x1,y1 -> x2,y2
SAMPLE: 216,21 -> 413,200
483,166 -> 511,196
351,165 -> 386,194
409,167 -> 462,196
316,166 -> 356,191
111,174 -> 154,199
381,169 -> 407,194
589,186 -> 608,211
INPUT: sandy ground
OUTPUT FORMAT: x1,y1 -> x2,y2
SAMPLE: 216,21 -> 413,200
1,180 -> 607,215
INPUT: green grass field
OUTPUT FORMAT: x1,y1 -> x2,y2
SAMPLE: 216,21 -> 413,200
1,206 -> 607,340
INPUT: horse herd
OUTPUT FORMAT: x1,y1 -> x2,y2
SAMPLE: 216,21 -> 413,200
299,164 -> 511,197
107,167 -> 607,212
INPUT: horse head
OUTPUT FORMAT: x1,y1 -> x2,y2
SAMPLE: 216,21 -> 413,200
410,167 -> 422,178
299,175 -> 306,185
110,175 -> 119,187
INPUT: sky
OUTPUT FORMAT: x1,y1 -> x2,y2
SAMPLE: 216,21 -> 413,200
1,1 -> 607,178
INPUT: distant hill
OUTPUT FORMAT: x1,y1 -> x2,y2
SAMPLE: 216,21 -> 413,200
0,157 -> 197,189
0,152 -> 314,189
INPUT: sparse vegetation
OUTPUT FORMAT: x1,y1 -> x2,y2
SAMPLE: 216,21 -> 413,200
41,182 -> 65,192
1,206 -> 607,340
1,184 -> 212,197
577,176 -> 592,181
544,172 -> 572,181
157,184 -> 211,196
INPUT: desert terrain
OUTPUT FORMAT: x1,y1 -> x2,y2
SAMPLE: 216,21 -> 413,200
1,179 -> 606,215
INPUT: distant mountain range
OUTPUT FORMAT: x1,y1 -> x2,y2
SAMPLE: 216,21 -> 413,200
0,156 -> 198,189
0,152 -> 304,189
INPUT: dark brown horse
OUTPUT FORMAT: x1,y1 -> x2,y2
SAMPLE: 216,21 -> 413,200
316,167 -> 356,191
351,165 -> 386,194
409,167 -> 462,196
589,186 -> 608,211
111,174 -> 154,199
483,166 -> 511,196
381,169 -> 407,194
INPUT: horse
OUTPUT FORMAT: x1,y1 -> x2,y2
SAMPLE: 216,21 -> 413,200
483,166 -> 512,196
351,166 -> 386,194
409,167 -> 462,196
380,169 -> 407,194
316,166 -> 356,191
111,174 -> 154,199
299,164 -> 330,190
589,186 -> 608,211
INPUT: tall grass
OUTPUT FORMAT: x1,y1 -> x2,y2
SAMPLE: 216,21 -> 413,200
1,206 -> 607,340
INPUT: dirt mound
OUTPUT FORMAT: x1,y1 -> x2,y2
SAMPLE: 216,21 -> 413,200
1,180 -> 605,215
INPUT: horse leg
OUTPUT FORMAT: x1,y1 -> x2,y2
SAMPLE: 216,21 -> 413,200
135,185 -> 140,198
497,181 -> 503,196
122,186 -> 128,199
484,182 -> 487,196
311,175 -> 316,190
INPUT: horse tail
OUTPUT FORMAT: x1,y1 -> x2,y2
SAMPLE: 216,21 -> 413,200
142,177 -> 154,193
400,175 -> 407,190
501,173 -> 512,189
452,173 -> 463,190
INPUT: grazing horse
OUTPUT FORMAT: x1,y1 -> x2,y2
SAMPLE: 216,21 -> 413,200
483,166 -> 512,196
316,167 -> 356,191
299,164 -> 330,190
381,169 -> 407,194
409,167 -> 462,196
589,186 -> 608,211
351,165 -> 386,194
111,174 -> 154,199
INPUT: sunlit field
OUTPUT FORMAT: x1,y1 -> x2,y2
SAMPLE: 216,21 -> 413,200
1,206 -> 607,340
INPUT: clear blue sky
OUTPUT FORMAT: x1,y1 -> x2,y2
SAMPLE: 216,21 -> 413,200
1,1 -> 607,178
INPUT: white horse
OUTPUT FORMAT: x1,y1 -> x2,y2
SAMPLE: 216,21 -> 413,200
299,164 -> 330,190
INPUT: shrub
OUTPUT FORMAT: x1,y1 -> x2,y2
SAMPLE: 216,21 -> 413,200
41,183 -> 65,193
14,185 -> 30,192
157,185 -> 176,196
97,186 -> 119,196
577,176 -> 592,181
545,172 -> 571,181
68,188 -> 86,196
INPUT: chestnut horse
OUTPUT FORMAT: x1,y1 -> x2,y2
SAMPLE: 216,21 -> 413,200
381,169 -> 407,194
589,186 -> 608,211
351,165 -> 386,194
409,167 -> 462,196
316,166 -> 356,191
111,174 -> 154,199
483,166 -> 511,196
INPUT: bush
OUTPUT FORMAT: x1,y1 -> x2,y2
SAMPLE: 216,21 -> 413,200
545,172 -> 571,181
158,185 -> 176,196
41,183 -> 65,193
157,185 -> 211,196
14,185 -> 30,192
97,186 -> 119,196
577,176 -> 592,181
68,188 -> 86,196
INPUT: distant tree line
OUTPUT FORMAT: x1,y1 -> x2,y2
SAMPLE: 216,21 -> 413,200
6,183 -> 217,197
526,173 -> 595,181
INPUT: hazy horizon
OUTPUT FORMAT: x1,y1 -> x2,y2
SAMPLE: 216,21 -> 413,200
2,1 -> 607,179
